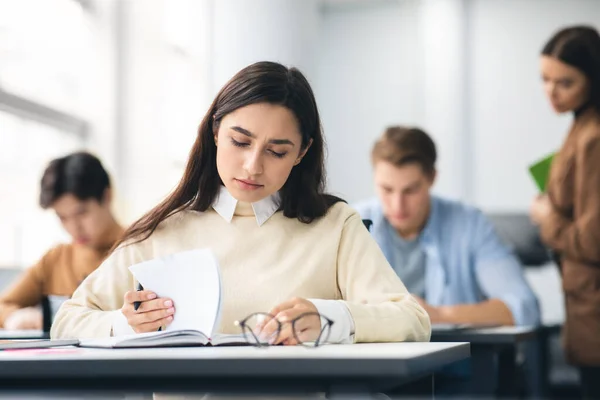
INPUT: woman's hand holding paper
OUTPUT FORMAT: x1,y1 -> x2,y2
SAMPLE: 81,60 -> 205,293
121,290 -> 175,333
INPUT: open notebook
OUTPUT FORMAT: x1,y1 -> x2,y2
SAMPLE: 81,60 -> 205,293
79,248 -> 244,348
79,330 -> 247,348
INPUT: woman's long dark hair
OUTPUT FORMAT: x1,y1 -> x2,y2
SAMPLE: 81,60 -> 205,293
542,25 -> 600,113
116,61 -> 343,247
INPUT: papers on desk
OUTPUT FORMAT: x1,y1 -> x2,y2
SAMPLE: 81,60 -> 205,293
128,248 -> 223,336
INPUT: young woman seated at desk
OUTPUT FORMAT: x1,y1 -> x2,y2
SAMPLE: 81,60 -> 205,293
51,61 -> 431,345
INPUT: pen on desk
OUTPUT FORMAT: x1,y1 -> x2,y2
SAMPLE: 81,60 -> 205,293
133,282 -> 143,311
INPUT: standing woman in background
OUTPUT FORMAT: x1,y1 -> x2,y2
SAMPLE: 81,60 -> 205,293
530,25 -> 600,399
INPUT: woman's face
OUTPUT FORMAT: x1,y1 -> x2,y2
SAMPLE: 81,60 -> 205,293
214,103 -> 311,203
540,55 -> 590,113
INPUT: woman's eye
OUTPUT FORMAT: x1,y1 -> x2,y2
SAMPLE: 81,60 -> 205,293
269,150 -> 287,158
231,138 -> 250,148
559,80 -> 573,88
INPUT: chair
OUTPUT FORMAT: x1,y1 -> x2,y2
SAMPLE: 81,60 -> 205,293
41,295 -> 69,333
0,268 -> 21,293
486,213 -> 551,267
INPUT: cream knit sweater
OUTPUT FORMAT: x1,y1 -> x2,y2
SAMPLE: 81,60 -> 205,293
51,199 -> 431,343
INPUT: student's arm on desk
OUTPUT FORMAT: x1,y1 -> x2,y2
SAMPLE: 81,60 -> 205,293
416,211 -> 540,327
459,211 -> 540,326
419,298 -> 516,326
0,248 -> 51,328
50,245 -> 139,339
337,211 -> 431,343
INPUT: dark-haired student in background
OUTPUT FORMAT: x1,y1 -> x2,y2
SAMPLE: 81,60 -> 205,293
0,152 -> 123,330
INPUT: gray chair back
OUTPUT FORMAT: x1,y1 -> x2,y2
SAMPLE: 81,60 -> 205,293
486,213 -> 552,267
0,268 -> 21,293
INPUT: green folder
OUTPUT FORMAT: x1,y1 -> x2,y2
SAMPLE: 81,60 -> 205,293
528,152 -> 556,192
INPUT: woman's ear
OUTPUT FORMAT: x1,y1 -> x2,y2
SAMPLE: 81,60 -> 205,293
213,115 -> 219,146
294,139 -> 313,166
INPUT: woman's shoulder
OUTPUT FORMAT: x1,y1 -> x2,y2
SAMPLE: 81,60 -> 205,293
321,200 -> 361,226
151,209 -> 208,238
578,110 -> 600,142
113,210 -> 209,260
577,118 -> 600,154
122,210 -> 205,247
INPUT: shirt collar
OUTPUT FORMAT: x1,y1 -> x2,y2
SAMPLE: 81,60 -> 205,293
212,185 -> 281,226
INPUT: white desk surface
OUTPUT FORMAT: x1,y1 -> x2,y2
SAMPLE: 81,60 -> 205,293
0,329 -> 47,339
0,342 -> 470,395
431,325 -> 537,344
0,341 -> 468,361
441,326 -> 535,334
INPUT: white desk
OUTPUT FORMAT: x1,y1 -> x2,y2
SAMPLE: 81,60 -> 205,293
432,325 -> 538,397
0,329 -> 47,340
432,325 -> 536,344
0,342 -> 470,398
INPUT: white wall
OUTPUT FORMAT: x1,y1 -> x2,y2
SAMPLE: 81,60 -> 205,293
116,0 -> 600,217
469,0 -> 600,211
318,0 -> 600,210
118,0 -> 322,223
212,0 -> 320,91
416,0 -> 469,201
317,0 -> 422,202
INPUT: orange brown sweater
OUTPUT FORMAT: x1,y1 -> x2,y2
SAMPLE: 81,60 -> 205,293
0,226 -> 122,327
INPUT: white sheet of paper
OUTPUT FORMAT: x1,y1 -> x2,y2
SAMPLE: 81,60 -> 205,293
128,248 -> 222,335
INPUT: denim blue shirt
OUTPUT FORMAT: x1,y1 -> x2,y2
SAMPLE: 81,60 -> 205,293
354,196 -> 541,327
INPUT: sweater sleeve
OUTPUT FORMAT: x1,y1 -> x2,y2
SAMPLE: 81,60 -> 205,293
50,244 -> 141,339
541,137 -> 600,264
336,212 -> 431,343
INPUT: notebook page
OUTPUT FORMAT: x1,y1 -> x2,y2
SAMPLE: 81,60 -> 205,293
129,248 -> 222,336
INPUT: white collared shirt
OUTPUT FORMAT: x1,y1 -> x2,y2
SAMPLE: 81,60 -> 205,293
212,185 -> 281,227
114,186 -> 355,343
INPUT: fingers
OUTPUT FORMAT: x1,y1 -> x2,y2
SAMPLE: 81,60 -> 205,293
122,291 -> 173,315
293,312 -> 320,333
255,315 -> 280,344
133,316 -> 174,334
267,296 -> 313,318
128,307 -> 175,326
274,312 -> 322,345
272,319 -> 294,345
261,297 -> 322,345
282,337 -> 299,346
124,290 -> 157,305
122,290 -> 175,332
135,298 -> 173,313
